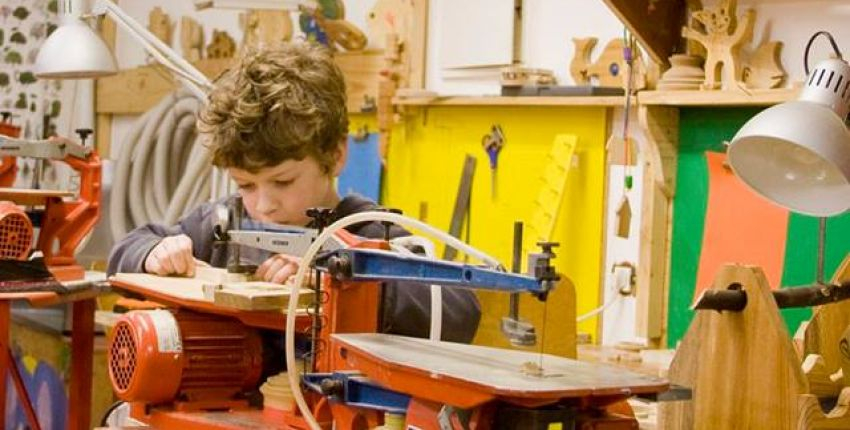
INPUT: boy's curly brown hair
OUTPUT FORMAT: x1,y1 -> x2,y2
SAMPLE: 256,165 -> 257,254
199,42 -> 348,173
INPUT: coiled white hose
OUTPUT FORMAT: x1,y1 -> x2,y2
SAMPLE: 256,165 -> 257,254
109,90 -> 212,241
285,211 -> 501,429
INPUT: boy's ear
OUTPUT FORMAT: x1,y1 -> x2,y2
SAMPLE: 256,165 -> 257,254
331,137 -> 348,177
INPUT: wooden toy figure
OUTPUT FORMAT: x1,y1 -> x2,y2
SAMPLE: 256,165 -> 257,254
682,0 -> 754,90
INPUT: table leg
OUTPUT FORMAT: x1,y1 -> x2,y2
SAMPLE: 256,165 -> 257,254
0,301 -> 8,427
68,298 -> 95,430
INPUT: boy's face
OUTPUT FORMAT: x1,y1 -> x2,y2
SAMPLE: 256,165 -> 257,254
229,145 -> 346,226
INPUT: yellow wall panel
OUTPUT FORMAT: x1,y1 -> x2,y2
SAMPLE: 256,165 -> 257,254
382,106 -> 609,356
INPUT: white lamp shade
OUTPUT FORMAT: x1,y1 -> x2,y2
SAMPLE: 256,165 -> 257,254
34,18 -> 117,79
727,101 -> 850,216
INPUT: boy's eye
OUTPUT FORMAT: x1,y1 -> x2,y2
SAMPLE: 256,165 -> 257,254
274,180 -> 294,187
236,183 -> 255,191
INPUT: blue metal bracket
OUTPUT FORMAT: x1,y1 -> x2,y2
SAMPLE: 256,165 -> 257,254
315,248 -> 548,294
302,371 -> 410,414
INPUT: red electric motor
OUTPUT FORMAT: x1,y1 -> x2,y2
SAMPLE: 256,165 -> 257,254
108,309 -> 263,405
0,201 -> 32,261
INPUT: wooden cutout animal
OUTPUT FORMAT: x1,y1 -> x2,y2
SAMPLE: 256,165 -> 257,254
148,7 -> 172,46
240,9 -> 293,51
682,0 -> 755,90
570,38 -> 646,89
743,41 -> 786,89
206,30 -> 236,59
309,8 -> 368,52
180,17 -> 204,62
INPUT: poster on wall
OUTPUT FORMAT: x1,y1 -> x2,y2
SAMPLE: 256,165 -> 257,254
0,0 -> 71,139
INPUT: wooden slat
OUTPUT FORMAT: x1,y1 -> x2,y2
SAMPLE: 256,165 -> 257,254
408,0 -> 429,89
601,0 -> 687,66
635,106 -> 679,345
393,96 -> 628,107
639,88 -> 799,106
95,58 -> 233,115
0,188 -> 73,205
95,51 -> 385,116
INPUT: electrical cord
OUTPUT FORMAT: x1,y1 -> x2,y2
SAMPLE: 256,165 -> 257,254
804,31 -> 844,75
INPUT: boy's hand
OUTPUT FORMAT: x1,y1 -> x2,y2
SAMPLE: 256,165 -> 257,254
256,254 -> 300,284
144,234 -> 198,277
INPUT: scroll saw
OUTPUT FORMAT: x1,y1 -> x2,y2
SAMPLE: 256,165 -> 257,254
0,130 -> 101,282
107,207 -> 668,429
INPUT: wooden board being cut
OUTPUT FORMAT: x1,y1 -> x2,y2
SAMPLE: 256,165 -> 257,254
333,333 -> 667,398
109,272 -> 313,311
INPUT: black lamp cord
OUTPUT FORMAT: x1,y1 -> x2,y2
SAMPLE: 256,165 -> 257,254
804,31 -> 844,75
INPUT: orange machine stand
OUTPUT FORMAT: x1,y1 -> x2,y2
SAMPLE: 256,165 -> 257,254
0,288 -> 101,430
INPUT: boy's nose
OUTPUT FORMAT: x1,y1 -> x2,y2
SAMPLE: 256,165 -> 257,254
254,191 -> 278,215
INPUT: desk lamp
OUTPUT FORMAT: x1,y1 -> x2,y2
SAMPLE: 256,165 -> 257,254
727,31 -> 850,284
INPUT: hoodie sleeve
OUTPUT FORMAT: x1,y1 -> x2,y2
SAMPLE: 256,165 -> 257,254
107,199 -> 225,276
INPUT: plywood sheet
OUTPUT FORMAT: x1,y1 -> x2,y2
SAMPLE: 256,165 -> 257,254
333,333 -> 666,397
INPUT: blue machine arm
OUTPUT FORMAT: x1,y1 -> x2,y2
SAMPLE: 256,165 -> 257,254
315,248 -> 551,295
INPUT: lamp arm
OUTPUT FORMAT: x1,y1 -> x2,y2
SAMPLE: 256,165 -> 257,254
91,0 -> 211,98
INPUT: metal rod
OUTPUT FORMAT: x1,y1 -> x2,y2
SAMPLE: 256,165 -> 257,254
509,222 -> 523,320
818,217 -> 827,285
691,281 -> 850,311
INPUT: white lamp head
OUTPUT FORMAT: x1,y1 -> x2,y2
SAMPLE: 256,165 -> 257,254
727,58 -> 850,216
34,0 -> 117,79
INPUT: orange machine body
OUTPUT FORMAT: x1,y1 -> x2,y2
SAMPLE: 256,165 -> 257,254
0,201 -> 33,260
109,231 -> 654,430
0,141 -> 101,281
0,118 -> 19,187
108,309 -> 263,409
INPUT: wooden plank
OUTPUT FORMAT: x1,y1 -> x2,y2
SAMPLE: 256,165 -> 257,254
111,272 -> 313,312
95,58 -> 233,115
95,114 -> 111,159
408,0 -> 429,89
635,106 -> 678,345
95,51 -> 384,116
639,88 -> 799,106
601,0 -> 687,66
393,96 -> 628,107
334,50 -> 385,114
214,282 -> 313,311
0,188 -> 73,205
95,1 -> 117,160
658,264 -> 806,430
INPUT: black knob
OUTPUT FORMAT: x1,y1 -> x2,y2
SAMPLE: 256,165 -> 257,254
319,378 -> 343,396
306,207 -> 335,231
75,128 -> 93,146
536,241 -> 560,256
327,255 -> 352,281
0,112 -> 10,123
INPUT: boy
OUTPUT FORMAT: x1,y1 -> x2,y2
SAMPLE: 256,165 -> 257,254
107,42 -> 481,342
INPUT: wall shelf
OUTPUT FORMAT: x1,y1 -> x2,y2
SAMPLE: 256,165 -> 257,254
638,88 -> 800,107
393,95 -> 628,107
